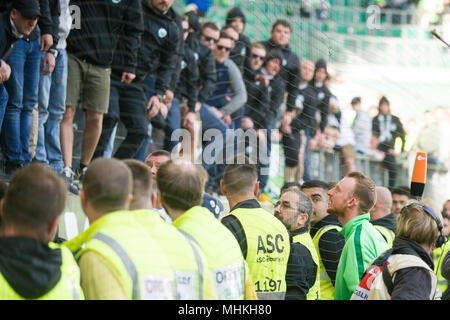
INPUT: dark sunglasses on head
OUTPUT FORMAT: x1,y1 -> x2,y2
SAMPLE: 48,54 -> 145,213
217,45 -> 232,52
203,35 -> 218,43
251,53 -> 265,60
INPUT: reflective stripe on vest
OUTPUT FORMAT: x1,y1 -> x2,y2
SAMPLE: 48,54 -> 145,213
374,225 -> 395,248
92,232 -> 141,300
312,224 -> 342,300
229,207 -> 290,300
178,229 -> 204,300
292,232 -> 320,300
172,206 -> 246,299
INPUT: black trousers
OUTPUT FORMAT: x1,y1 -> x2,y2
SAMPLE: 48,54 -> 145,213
94,78 -> 148,159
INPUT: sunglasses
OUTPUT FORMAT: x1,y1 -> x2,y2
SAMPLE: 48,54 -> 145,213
217,45 -> 232,52
251,53 -> 265,60
203,35 -> 218,43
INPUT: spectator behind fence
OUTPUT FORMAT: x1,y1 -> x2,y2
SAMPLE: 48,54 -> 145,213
64,158 -> 177,300
1,0 -> 52,176
275,187 -> 320,300
157,159 -> 256,300
94,0 -> 182,162
372,96 -> 405,189
327,171 -> 389,300
350,97 -> 373,155
391,186 -> 411,216
221,159 -> 290,300
35,0 -> 71,178
201,32 -> 247,194
301,180 -> 344,300
411,110 -> 442,165
327,96 -> 357,175
145,150 -> 224,221
305,58 -> 332,182
60,0 -> 143,185
262,20 -> 301,129
281,59 -> 317,184
123,159 -> 216,299
242,49 -> 285,193
225,7 -> 252,76
369,187 -> 397,248
0,163 -> 84,299
353,202 -> 444,300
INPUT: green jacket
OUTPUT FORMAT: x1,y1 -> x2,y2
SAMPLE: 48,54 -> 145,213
334,213 -> 389,300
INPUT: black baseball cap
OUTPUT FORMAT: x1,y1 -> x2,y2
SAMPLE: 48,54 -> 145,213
12,0 -> 41,19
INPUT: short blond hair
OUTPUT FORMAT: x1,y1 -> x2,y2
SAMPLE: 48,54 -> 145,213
397,202 -> 442,248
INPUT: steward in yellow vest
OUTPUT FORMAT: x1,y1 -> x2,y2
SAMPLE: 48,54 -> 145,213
369,187 -> 397,248
156,159 -> 256,300
221,160 -> 290,300
273,187 -> 319,300
123,159 -> 216,299
0,164 -> 84,300
302,180 -> 345,300
64,158 -> 177,300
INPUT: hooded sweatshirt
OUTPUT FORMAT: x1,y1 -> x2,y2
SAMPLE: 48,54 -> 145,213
0,237 -> 63,299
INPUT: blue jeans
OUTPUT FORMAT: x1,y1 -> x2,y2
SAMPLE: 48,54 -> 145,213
1,39 -> 41,165
200,103 -> 233,188
0,84 -> 7,133
35,49 -> 67,173
135,75 -> 155,162
163,97 -> 181,153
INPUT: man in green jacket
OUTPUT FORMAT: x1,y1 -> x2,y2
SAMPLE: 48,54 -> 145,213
327,171 -> 389,300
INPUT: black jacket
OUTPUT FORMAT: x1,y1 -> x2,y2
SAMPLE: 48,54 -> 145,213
230,32 -> 251,74
389,237 -> 435,300
286,227 -> 319,300
186,32 -> 216,104
0,237 -> 64,299
309,214 -> 345,286
175,42 -> 199,112
261,40 -> 300,112
0,11 -> 17,60
290,83 -> 320,133
372,113 -> 405,152
67,0 -> 143,70
371,213 -> 397,234
112,2 -> 180,97
310,81 -> 332,133
244,69 -> 285,130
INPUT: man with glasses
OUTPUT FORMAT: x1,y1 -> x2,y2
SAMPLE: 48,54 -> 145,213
201,33 -> 247,194
200,21 -> 220,50
274,186 -> 320,300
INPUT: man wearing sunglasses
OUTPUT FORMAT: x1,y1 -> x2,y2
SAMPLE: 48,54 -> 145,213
200,33 -> 247,194
200,21 -> 219,50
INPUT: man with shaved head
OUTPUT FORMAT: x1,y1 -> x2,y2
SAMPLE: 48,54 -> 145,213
157,158 -> 256,300
369,187 -> 397,248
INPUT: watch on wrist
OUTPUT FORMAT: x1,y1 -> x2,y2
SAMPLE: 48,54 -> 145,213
48,48 -> 58,58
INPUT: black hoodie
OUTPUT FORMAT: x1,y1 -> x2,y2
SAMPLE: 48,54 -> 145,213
0,237 -> 63,299
261,39 -> 301,113
388,237 -> 435,300
371,212 -> 397,234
